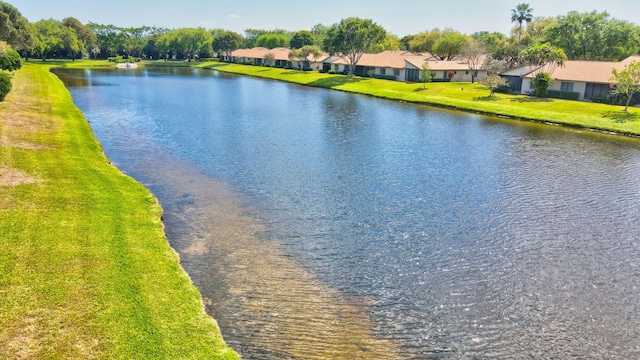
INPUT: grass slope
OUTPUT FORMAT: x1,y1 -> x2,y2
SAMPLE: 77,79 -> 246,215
0,63 -> 238,359
178,60 -> 640,137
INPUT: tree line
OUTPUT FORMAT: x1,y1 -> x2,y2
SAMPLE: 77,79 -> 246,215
2,1 -> 640,65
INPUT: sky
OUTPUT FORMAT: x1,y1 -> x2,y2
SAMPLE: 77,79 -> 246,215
7,0 -> 640,37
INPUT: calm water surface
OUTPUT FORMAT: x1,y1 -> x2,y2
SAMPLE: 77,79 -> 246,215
56,68 -> 640,359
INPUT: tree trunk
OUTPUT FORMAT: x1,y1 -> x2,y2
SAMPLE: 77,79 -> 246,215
625,93 -> 632,112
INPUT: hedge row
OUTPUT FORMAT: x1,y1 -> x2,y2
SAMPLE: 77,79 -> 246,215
546,90 -> 580,100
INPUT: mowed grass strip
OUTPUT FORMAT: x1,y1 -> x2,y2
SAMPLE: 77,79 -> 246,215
0,63 -> 238,359
182,60 -> 640,136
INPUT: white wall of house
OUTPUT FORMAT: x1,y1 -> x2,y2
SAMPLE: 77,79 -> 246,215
547,80 -> 588,100
376,67 -> 404,80
521,78 -> 590,99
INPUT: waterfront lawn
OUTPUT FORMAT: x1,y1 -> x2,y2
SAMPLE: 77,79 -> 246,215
187,60 -> 640,136
0,63 -> 238,359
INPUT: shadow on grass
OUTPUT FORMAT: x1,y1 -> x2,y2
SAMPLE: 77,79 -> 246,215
308,76 -> 365,89
474,95 -> 500,101
510,96 -> 553,103
603,110 -> 640,123
413,87 -> 429,92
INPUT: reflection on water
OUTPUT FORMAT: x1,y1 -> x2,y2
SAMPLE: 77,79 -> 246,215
58,68 -> 640,359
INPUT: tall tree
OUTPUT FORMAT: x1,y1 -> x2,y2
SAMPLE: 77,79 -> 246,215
63,18 -> 97,59
310,24 -> 330,48
368,33 -> 401,53
432,29 -> 468,60
511,3 -> 534,62
160,28 -> 212,61
543,11 -> 640,61
34,19 -> 80,61
290,30 -> 314,49
213,31 -> 243,59
255,33 -> 288,49
611,61 -> 640,112
324,17 -> 387,75
460,39 -> 486,83
408,28 -> 441,54
0,1 -> 37,58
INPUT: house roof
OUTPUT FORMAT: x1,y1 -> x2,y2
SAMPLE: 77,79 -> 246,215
231,47 -> 292,61
330,50 -> 435,69
230,47 -> 329,62
404,58 -> 475,71
522,55 -> 640,84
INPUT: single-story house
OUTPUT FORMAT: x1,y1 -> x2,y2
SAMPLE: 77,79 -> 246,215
325,50 -> 434,81
404,57 -> 489,83
225,48 -> 491,83
507,55 -> 640,101
223,47 -> 292,67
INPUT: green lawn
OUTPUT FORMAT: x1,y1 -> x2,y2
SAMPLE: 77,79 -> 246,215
172,60 -> 640,137
0,63 -> 238,359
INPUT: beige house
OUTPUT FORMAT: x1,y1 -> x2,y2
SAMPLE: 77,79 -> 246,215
404,57 -> 489,83
224,48 -> 489,83
507,55 -> 640,101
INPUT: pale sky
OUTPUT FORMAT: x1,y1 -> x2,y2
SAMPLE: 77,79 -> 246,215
7,0 -> 640,37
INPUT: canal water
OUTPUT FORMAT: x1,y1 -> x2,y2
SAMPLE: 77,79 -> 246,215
56,68 -> 640,359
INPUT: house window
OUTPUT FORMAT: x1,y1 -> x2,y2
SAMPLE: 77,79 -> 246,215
529,81 -> 536,89
394,69 -> 400,76
380,68 -> 386,75
561,82 -> 574,92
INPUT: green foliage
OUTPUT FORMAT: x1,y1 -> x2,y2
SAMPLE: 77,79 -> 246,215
367,33 -> 401,53
63,17 -> 97,59
420,62 -> 433,88
34,19 -> 81,60
611,61 -> 640,111
479,74 -> 510,97
288,45 -> 323,69
607,91 -> 636,106
373,74 -> 397,80
0,46 -> 21,71
158,28 -> 212,61
533,72 -> 553,97
546,89 -> 580,100
324,17 -> 387,75
255,33 -> 288,49
408,28 -> 441,53
212,31 -> 242,59
0,72 -> 10,101
0,1 -> 37,55
542,11 -> 640,61
511,3 -> 534,58
432,29 -> 469,60
290,30 -> 315,48
520,42 -> 567,77
243,28 -> 290,48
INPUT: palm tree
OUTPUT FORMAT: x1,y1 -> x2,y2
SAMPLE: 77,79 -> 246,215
511,3 -> 534,63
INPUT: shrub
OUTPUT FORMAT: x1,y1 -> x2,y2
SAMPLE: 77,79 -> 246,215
373,74 -> 397,81
328,70 -> 337,74
0,73 -> 12,102
533,72 -> 553,97
607,90 -> 636,106
493,86 -> 513,94
547,90 -> 580,100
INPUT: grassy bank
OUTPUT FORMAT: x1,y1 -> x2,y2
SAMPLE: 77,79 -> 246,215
0,63 -> 238,359
153,60 -> 640,137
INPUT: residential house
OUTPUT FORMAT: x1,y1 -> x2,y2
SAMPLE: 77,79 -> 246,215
223,47 -> 292,67
507,56 -> 640,101
325,50 -> 434,81
404,57 -> 489,83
